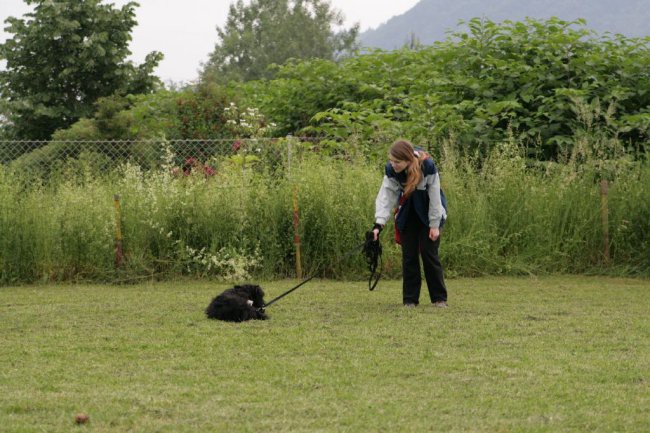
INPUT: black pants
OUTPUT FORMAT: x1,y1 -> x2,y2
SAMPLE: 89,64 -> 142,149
400,215 -> 447,305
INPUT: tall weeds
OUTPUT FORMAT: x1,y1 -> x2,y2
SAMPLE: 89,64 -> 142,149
0,139 -> 648,284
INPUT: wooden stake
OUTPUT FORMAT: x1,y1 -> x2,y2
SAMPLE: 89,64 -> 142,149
599,180 -> 610,264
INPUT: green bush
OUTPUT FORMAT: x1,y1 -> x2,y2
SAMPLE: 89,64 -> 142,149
238,18 -> 649,159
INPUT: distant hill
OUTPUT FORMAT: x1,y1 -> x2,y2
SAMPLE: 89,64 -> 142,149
359,0 -> 650,50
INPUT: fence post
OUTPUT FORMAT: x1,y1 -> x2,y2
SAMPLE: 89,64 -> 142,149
113,194 -> 124,269
287,134 -> 302,279
599,179 -> 610,264
292,184 -> 302,279
286,133 -> 292,178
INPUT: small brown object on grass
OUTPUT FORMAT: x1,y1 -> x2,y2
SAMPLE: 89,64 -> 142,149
74,413 -> 89,424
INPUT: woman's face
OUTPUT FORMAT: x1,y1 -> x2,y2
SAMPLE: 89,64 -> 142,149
389,157 -> 409,173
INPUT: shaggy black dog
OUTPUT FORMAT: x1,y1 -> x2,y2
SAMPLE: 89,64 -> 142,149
205,284 -> 268,322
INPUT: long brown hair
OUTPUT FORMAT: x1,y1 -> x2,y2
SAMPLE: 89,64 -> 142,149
389,139 -> 427,198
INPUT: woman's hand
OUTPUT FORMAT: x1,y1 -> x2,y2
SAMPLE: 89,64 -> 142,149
371,223 -> 383,241
429,227 -> 440,241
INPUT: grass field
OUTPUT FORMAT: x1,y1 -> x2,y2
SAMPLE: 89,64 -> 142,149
1,276 -> 648,432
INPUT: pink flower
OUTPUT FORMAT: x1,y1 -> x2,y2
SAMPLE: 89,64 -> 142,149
232,140 -> 242,153
183,157 -> 198,175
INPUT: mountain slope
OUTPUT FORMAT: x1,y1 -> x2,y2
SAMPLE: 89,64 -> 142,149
359,0 -> 650,50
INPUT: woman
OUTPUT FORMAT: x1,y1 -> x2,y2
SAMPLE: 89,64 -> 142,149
372,139 -> 448,307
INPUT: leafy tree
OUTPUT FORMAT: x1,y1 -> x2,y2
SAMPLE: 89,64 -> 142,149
29,85 -> 239,174
201,0 -> 359,83
53,84 -> 236,141
240,18 -> 649,159
0,0 -> 163,140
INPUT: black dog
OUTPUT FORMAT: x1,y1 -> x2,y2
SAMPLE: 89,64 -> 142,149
205,284 -> 268,322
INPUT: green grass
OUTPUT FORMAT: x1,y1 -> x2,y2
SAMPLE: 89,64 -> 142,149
1,276 -> 648,432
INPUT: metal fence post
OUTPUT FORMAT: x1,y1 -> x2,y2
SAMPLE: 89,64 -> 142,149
292,184 -> 302,280
286,134 -> 302,279
286,134 -> 292,179
113,194 -> 124,269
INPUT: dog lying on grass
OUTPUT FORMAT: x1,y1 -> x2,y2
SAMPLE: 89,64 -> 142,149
205,284 -> 268,322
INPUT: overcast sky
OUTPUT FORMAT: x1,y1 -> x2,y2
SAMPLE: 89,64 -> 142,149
0,0 -> 419,84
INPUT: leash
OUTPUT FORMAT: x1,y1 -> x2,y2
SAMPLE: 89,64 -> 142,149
262,274 -> 317,308
363,231 -> 382,291
262,235 -> 382,309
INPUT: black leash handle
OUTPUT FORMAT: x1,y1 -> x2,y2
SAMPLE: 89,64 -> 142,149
368,253 -> 382,291
364,231 -> 382,291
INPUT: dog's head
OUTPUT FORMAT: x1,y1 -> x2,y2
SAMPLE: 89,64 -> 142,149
235,284 -> 266,308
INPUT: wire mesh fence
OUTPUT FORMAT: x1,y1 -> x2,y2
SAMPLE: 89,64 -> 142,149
0,137 -> 333,182
0,136 -> 382,284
